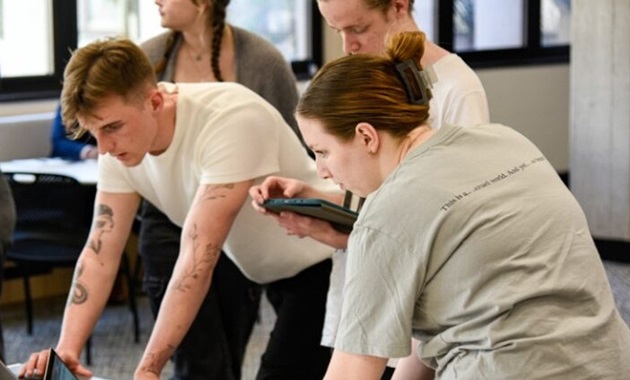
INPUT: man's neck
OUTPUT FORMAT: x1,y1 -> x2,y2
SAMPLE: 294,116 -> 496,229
421,40 -> 450,67
391,16 -> 450,66
150,87 -> 178,156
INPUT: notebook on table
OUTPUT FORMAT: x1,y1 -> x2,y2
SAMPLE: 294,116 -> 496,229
0,348 -> 78,380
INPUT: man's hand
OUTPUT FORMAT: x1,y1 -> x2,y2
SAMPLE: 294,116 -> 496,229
19,348 -> 92,380
134,367 -> 161,380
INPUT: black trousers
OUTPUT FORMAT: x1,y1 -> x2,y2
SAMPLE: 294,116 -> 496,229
256,259 -> 333,380
140,201 -> 333,379
382,366 -> 395,380
139,201 -> 262,380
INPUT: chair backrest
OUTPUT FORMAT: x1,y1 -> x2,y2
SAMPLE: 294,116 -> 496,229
2,172 -> 95,235
0,168 -> 16,246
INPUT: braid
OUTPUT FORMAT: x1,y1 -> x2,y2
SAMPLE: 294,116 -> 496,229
210,0 -> 229,82
155,31 -> 180,75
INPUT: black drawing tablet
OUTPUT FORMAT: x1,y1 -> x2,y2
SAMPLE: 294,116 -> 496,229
260,198 -> 358,233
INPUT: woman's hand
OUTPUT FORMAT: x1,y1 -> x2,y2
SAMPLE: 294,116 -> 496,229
271,211 -> 350,249
249,176 -> 309,204
249,175 -> 350,249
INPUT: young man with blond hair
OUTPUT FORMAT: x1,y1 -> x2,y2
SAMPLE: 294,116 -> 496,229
20,37 -> 337,380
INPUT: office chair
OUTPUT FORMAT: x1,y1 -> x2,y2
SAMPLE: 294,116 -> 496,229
2,172 -> 140,364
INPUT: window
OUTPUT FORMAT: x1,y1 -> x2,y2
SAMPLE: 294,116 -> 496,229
414,0 -> 570,68
0,0 -> 55,77
0,0 -> 321,101
1,0 -> 569,102
453,0 -> 525,51
411,0 -> 436,42
0,0 -> 72,101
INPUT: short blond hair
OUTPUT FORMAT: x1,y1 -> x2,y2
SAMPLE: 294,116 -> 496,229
61,37 -> 157,136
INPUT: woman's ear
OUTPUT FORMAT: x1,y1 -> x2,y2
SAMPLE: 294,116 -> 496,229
355,122 -> 380,154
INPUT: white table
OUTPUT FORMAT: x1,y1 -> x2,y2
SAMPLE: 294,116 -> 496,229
0,158 -> 98,185
7,363 -> 109,380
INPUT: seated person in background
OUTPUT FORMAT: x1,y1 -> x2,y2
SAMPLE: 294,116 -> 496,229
250,31 -> 630,380
50,104 -> 98,160
0,168 -> 17,364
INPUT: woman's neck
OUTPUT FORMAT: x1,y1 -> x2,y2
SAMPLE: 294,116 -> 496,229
181,29 -> 213,59
397,125 -> 434,164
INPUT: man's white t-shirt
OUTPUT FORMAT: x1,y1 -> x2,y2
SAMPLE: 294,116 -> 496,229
98,82 -> 337,283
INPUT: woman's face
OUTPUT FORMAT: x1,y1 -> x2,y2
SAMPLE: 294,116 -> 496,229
154,0 -> 205,30
297,114 -> 379,198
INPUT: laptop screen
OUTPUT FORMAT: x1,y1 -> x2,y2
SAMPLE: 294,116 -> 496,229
44,349 -> 78,380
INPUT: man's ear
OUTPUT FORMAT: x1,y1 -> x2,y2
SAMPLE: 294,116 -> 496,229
392,0 -> 410,17
355,122 -> 380,154
148,89 -> 164,112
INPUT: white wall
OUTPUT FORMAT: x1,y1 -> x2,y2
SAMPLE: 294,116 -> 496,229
0,99 -> 58,161
477,65 -> 569,171
324,29 -> 570,172
570,0 -> 630,239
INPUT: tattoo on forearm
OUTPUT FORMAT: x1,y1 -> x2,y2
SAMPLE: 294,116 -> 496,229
140,346 -> 176,376
174,224 -> 221,292
69,262 -> 88,306
87,204 -> 115,254
202,183 -> 235,201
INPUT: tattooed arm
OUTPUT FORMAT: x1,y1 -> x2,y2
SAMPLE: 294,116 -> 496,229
134,180 -> 254,380
19,190 -> 141,380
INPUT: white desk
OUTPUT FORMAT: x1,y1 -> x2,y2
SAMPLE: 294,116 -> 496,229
0,158 -> 98,185
7,363 -> 109,380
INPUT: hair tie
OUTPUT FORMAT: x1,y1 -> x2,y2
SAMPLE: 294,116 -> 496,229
395,59 -> 431,105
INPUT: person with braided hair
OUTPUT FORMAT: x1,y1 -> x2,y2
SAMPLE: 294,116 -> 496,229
136,1 -> 326,380
259,30 -> 630,379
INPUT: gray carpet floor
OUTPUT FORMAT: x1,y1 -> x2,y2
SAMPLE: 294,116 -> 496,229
2,259 -> 629,380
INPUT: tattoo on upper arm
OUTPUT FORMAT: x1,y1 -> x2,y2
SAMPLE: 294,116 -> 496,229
140,345 -> 176,376
87,204 -> 115,254
69,261 -> 88,306
201,183 -> 235,201
174,224 -> 222,292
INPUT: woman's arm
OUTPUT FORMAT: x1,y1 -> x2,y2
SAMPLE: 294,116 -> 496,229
325,350 -> 389,380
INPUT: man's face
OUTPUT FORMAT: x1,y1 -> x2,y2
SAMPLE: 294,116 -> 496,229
318,0 -> 401,55
77,93 -> 159,167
